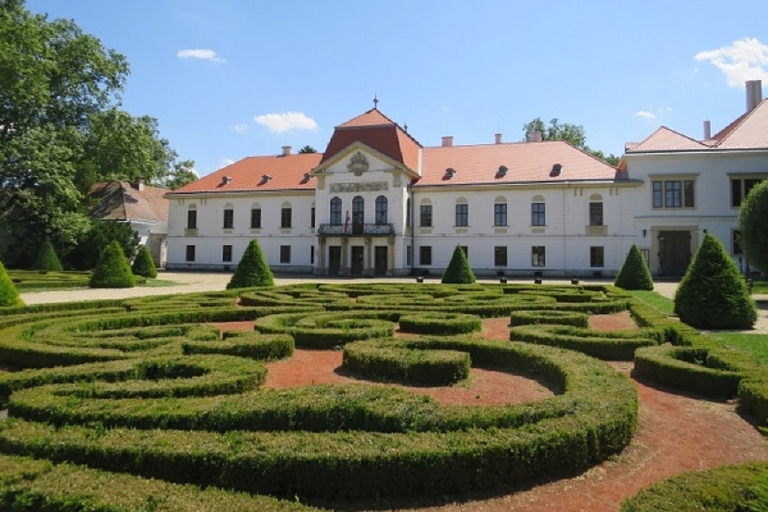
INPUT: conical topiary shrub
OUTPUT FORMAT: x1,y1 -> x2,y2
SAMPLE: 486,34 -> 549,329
89,241 -> 135,288
131,245 -> 158,278
614,244 -> 654,290
0,260 -> 23,307
674,233 -> 756,329
441,245 -> 476,284
227,239 -> 274,289
33,240 -> 63,271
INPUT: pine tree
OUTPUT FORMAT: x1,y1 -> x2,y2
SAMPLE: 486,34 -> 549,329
441,245 -> 476,284
674,233 -> 756,329
131,245 -> 158,278
614,244 -> 654,290
89,241 -> 135,288
0,260 -> 24,307
227,239 -> 275,289
33,240 -> 63,271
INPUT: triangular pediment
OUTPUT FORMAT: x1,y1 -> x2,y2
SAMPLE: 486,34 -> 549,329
312,141 -> 419,179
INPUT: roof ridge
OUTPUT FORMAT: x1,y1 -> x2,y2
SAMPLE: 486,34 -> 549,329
711,98 -> 767,146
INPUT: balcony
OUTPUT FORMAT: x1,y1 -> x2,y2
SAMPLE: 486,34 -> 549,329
317,223 -> 394,236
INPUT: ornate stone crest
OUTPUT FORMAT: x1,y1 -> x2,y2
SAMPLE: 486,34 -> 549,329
347,151 -> 369,176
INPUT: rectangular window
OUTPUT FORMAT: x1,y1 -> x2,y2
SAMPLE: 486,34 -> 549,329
494,246 -> 508,267
731,177 -> 764,207
494,203 -> 507,227
185,245 -> 195,262
187,210 -> 197,229
419,246 -> 432,265
653,179 -> 695,208
280,245 -> 291,264
531,203 -> 546,226
281,208 -> 292,229
455,204 -> 469,227
223,209 -> 234,229
590,246 -> 604,268
406,245 -> 412,266
531,246 -> 545,267
733,230 -> 742,256
311,207 -> 316,229
310,245 -> 315,264
420,205 -> 432,227
222,245 -> 232,262
589,202 -> 603,226
406,199 -> 411,227
250,208 -> 262,229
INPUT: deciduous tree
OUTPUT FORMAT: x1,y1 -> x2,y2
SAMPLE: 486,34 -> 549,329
522,117 -> 619,166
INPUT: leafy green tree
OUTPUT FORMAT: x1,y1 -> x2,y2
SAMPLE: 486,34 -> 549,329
674,233 -> 756,329
33,240 -> 63,271
0,260 -> 23,307
227,239 -> 274,289
131,244 -> 157,278
298,145 -> 317,154
738,179 -> 768,274
163,159 -> 198,190
89,240 -> 135,288
441,245 -> 476,284
614,244 -> 653,290
522,117 -> 619,166
65,219 -> 139,270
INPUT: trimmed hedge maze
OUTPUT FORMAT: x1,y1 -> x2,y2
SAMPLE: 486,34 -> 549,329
0,282 -> 765,510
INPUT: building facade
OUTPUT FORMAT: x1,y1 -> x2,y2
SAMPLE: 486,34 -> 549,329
165,81 -> 767,278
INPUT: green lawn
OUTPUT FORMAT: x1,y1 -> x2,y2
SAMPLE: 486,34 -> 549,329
710,332 -> 768,365
629,290 -> 675,315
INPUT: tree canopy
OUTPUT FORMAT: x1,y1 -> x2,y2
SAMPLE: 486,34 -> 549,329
522,117 -> 619,166
0,0 -> 188,265
298,145 -> 318,154
738,179 -> 768,274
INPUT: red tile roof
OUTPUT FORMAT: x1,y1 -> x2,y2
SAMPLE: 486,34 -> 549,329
417,141 -> 619,186
89,181 -> 169,223
170,153 -> 322,194
626,126 -> 710,153
320,108 -> 422,171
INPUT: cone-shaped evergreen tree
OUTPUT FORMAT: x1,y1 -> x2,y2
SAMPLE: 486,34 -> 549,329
131,245 -> 158,278
614,244 -> 654,290
89,241 -> 135,288
0,260 -> 23,307
674,233 -> 756,329
227,239 -> 274,289
33,240 -> 63,271
441,245 -> 476,284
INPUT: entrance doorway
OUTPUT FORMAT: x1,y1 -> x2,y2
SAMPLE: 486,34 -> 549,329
658,231 -> 691,276
328,246 -> 341,276
350,246 -> 364,276
374,246 -> 388,276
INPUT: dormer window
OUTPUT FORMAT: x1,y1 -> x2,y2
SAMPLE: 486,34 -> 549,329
496,165 -> 508,179
221,176 -> 233,185
550,163 -> 563,177
444,167 -> 457,179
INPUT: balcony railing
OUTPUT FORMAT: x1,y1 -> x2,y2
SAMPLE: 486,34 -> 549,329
317,223 -> 394,236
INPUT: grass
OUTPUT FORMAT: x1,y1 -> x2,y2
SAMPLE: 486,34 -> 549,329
710,332 -> 768,364
751,279 -> 768,295
629,290 -> 675,315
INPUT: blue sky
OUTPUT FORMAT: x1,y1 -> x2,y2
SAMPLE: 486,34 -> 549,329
26,0 -> 768,177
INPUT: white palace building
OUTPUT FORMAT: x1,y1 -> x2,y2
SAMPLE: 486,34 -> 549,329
165,81 -> 768,278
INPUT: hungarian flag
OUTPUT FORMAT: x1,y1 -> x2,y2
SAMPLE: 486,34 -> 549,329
344,211 -> 350,233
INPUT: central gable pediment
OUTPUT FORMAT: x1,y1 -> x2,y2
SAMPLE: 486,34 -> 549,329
311,141 -> 417,180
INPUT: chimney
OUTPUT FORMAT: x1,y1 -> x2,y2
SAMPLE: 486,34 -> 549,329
495,133 -> 503,144
281,145 -> 292,156
746,80 -> 763,112
135,177 -> 145,192
527,131 -> 543,142
441,136 -> 453,147
703,120 -> 711,139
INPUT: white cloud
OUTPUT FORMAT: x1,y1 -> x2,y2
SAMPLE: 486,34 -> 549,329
231,123 -> 250,134
254,112 -> 318,134
177,49 -> 226,64
220,158 -> 235,168
635,110 -> 656,119
695,38 -> 768,87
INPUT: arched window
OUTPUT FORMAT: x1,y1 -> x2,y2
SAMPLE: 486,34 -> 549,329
352,196 -> 364,234
375,195 -> 388,225
531,195 -> 545,227
589,193 -> 604,226
330,197 -> 342,225
494,196 -> 507,227
455,197 -> 469,227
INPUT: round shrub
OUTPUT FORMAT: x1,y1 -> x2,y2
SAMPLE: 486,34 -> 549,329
89,241 -> 135,288
441,245 -> 476,284
131,244 -> 157,278
399,312 -> 482,335
0,260 -> 23,307
32,240 -> 63,271
614,244 -> 653,290
227,239 -> 274,289
674,233 -> 756,329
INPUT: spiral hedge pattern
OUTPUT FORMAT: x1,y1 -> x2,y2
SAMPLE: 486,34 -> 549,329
0,283 -> 656,509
